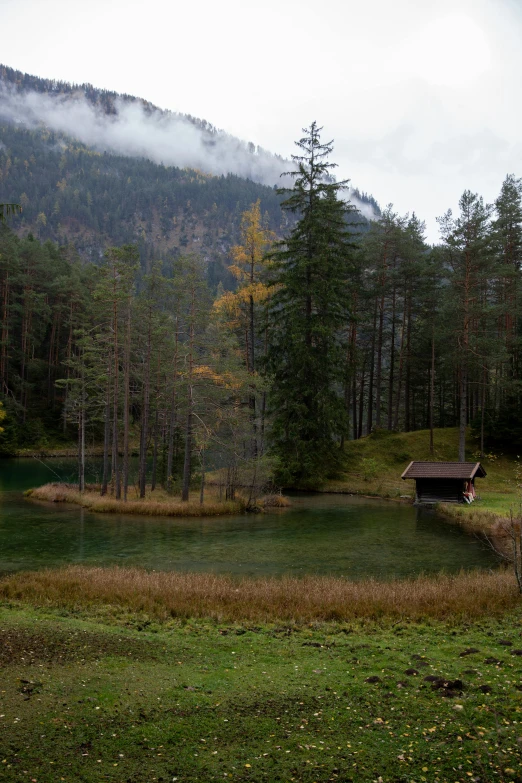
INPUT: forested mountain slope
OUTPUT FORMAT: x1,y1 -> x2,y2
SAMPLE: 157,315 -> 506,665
0,65 -> 378,287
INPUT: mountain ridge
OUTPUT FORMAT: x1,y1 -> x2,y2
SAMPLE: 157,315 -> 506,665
0,65 -> 379,287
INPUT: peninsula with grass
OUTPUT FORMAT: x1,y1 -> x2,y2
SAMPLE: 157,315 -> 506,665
25,482 -> 290,516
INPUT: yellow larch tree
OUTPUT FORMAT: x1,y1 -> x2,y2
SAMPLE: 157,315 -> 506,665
214,200 -> 275,454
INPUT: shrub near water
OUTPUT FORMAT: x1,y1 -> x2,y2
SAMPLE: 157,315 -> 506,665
1,565 -> 519,622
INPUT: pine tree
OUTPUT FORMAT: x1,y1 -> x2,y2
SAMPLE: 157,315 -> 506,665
264,123 -> 359,484
492,175 -> 522,381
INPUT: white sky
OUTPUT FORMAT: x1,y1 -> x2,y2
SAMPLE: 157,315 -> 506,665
2,0 -> 521,241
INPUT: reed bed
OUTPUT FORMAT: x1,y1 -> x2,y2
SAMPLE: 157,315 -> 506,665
1,565 -> 518,623
26,483 -> 243,517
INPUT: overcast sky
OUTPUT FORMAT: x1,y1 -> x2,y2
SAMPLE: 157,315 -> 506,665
2,0 -> 521,241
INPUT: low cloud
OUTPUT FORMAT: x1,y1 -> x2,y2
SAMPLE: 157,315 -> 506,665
0,81 -> 378,220
0,82 -> 288,185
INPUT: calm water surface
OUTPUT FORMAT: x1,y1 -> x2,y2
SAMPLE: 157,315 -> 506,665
0,458 -> 498,578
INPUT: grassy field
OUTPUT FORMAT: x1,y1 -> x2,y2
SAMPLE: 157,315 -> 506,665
6,433 -> 522,782
1,594 -> 522,783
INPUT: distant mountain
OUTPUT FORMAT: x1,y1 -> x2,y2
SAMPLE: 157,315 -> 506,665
0,65 -> 379,288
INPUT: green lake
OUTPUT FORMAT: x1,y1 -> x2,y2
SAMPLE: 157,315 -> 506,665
0,458 -> 499,578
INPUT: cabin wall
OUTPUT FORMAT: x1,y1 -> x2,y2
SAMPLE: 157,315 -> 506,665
415,479 -> 463,504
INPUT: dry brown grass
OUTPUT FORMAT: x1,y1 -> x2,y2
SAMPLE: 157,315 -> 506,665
26,483 -> 243,517
1,565 -> 518,623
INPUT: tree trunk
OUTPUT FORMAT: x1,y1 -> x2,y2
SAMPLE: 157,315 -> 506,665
459,362 -> 467,462
151,409 -> 159,491
375,291 -> 386,427
199,448 -> 205,505
0,272 -> 9,393
181,290 -> 195,502
430,326 -> 435,456
366,300 -> 378,434
78,366 -> 85,493
111,271 -> 121,498
387,285 -> 396,430
459,249 -> 471,462
358,356 -> 367,440
393,296 -> 407,431
112,358 -> 120,498
182,405 -> 193,502
63,302 -> 73,434
480,365 -> 487,459
260,308 -> 269,455
123,297 -> 131,501
248,287 -> 257,457
166,318 -> 179,492
139,306 -> 152,499
404,294 -> 412,432
101,366 -> 110,496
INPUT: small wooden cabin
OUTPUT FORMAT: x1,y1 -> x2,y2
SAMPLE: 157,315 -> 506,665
401,461 -> 486,505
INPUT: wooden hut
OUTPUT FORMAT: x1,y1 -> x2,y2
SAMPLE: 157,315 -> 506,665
401,461 -> 486,505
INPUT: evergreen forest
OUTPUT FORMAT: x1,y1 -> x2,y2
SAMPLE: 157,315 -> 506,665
1,69 -> 522,495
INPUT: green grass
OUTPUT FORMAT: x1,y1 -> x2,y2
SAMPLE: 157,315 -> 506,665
1,603 -> 522,782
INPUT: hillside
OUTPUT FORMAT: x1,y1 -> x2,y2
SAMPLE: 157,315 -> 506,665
0,65 -> 378,285
327,427 -> 518,513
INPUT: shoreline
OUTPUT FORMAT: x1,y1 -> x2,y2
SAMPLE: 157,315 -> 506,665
22,475 -> 509,545
8,447 -> 126,459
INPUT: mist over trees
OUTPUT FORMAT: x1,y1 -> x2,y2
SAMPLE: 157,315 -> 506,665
0,66 -> 378,290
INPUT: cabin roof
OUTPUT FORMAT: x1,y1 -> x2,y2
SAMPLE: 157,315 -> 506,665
401,461 -> 487,480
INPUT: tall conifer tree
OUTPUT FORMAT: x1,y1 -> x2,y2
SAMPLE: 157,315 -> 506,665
264,123 -> 359,484
438,192 -> 493,461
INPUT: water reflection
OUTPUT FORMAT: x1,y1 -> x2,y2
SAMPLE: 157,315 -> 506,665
0,458 -> 499,578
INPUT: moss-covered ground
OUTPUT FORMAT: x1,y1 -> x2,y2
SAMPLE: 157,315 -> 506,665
1,604 -> 522,783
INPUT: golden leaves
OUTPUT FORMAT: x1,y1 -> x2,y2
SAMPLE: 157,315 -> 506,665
192,365 -> 243,390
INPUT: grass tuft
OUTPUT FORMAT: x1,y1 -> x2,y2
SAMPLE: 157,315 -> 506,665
259,493 -> 292,508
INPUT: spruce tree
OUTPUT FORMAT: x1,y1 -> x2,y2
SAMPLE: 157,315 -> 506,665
264,123 -> 359,484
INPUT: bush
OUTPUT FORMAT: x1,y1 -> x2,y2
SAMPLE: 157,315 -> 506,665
360,457 -> 381,481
